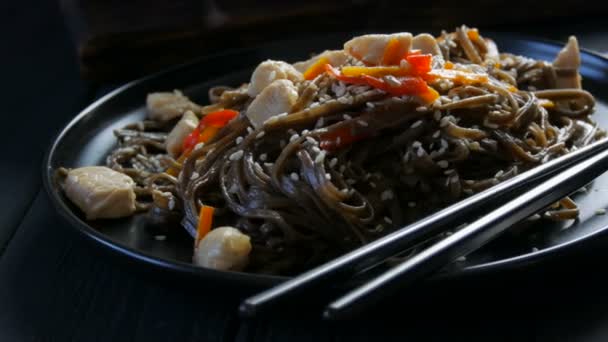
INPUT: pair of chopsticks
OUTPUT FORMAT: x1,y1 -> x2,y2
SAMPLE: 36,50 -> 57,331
239,137 -> 608,320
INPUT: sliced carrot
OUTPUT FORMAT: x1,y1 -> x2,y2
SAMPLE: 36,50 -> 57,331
340,65 -> 411,78
445,61 -> 454,69
382,38 -> 402,65
196,205 -> 215,247
303,57 -> 330,80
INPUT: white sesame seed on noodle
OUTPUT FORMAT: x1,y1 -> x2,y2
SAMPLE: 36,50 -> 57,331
343,114 -> 352,120
411,120 -> 423,128
256,131 -> 265,139
229,150 -> 244,161
235,136 -> 243,144
437,160 -> 449,168
384,216 -> 393,224
329,158 -> 338,168
408,202 -> 416,208
290,172 -> 299,181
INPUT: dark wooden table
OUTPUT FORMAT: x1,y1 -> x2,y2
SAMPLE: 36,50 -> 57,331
3,1 -> 608,341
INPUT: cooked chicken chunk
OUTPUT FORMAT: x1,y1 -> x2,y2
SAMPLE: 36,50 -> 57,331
412,33 -> 441,56
193,226 -> 252,271
246,79 -> 299,128
344,32 -> 413,65
553,36 -> 582,89
248,60 -> 303,97
165,110 -> 199,157
146,90 -> 201,122
63,166 -> 136,220
292,50 -> 349,72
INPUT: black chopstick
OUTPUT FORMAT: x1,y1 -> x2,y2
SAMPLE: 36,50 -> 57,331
239,138 -> 608,318
324,146 -> 608,320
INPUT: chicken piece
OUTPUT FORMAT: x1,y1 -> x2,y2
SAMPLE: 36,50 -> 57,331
165,110 -> 199,157
193,226 -> 252,271
412,33 -> 442,56
344,32 -> 413,65
146,90 -> 202,122
553,36 -> 582,89
248,60 -> 303,97
246,79 -> 299,128
292,50 -> 349,72
62,166 -> 136,220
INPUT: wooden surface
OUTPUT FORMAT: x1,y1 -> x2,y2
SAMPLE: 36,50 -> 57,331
4,1 -> 608,340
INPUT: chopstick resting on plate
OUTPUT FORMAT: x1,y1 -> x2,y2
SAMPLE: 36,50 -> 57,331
324,145 -> 608,319
240,137 -> 608,318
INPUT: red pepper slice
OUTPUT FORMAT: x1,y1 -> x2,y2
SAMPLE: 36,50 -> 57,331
182,109 -> 239,151
406,54 -> 432,75
319,124 -> 370,151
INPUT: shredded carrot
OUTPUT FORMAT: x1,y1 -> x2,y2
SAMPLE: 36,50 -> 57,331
341,65 -> 411,78
444,61 -> 454,69
303,57 -> 330,80
196,205 -> 215,246
166,153 -> 188,177
427,69 -> 489,85
382,38 -> 402,65
508,85 -> 519,92
467,28 -> 480,41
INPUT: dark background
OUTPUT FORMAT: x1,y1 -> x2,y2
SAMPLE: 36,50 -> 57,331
2,0 -> 608,340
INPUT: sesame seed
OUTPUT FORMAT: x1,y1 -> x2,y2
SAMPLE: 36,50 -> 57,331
317,117 -> 325,127
411,120 -> 423,128
456,256 -> 467,262
289,133 -> 300,142
380,190 -> 394,201
433,130 -> 441,138
357,120 -> 369,127
416,106 -> 427,112
247,127 -> 254,134
194,142 -> 205,151
437,160 -> 449,168
290,172 -> 300,181
338,97 -> 350,104
256,131 -> 265,139
444,169 -> 455,175
276,113 -> 288,118
408,201 -> 416,208
400,59 -> 409,68
235,136 -> 244,144
306,137 -> 317,145
154,235 -> 167,241
329,158 -> 338,168
383,216 -> 393,224
343,114 -> 352,120
264,162 -> 274,168
325,173 -> 332,180
417,147 -> 425,157
440,116 -> 451,127
532,247 -> 539,252
452,95 -> 460,101
168,197 -> 175,210
403,151 -> 411,163
369,182 -> 377,188
336,136 -> 342,145
190,171 -> 200,180
229,150 -> 244,161
463,189 -> 474,195
339,165 -> 346,173
260,153 -> 268,161
494,170 -> 504,178
366,102 -> 375,108
315,151 -> 326,164
374,224 -> 384,231
412,141 -> 422,148
312,146 -> 321,154
228,183 -> 239,194
310,102 -> 320,108
441,139 -> 448,149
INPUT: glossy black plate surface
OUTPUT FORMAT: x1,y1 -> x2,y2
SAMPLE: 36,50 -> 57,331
43,32 -> 608,288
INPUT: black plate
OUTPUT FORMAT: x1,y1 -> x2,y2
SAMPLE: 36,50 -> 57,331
43,32 -> 608,288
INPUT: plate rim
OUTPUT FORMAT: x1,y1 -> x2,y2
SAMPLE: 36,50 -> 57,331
42,31 -> 608,287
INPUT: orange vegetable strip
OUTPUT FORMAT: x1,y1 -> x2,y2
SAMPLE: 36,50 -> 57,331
303,57 -> 330,80
196,205 -> 215,246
